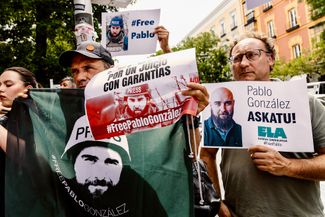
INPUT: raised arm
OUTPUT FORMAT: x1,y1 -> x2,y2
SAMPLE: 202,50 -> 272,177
154,25 -> 172,54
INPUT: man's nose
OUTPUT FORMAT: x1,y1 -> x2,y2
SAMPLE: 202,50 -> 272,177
239,54 -> 250,66
92,165 -> 108,180
220,103 -> 226,112
74,70 -> 89,84
0,85 -> 5,92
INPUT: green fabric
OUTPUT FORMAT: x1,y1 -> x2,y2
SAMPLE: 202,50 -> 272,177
5,89 -> 193,217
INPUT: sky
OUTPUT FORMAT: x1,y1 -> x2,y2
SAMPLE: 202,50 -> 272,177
122,0 -> 221,47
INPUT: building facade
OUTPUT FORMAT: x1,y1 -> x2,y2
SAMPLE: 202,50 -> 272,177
241,0 -> 325,61
185,0 -> 244,47
186,0 -> 324,62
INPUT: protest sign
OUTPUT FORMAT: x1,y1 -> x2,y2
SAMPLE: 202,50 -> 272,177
202,79 -> 314,152
101,9 -> 160,56
5,89 -> 194,217
84,48 -> 199,139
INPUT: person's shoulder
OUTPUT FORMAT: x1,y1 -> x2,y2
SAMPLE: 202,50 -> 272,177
204,117 -> 213,128
234,120 -> 242,127
308,94 -> 325,109
204,116 -> 211,122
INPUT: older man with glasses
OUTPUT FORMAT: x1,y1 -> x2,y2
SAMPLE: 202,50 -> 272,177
200,32 -> 325,217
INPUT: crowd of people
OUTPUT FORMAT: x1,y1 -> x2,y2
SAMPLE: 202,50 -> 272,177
0,25 -> 209,216
1,23 -> 325,217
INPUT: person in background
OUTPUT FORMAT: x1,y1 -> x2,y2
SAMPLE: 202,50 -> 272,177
0,67 -> 38,124
59,76 -> 76,88
200,32 -> 325,217
0,66 -> 39,216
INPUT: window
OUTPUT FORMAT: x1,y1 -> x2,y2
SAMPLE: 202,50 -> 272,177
310,23 -> 325,44
267,20 -> 275,38
288,8 -> 298,28
220,20 -> 226,37
230,11 -> 237,30
292,44 -> 301,58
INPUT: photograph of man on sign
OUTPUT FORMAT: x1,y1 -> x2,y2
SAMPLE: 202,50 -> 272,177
121,84 -> 158,119
106,15 -> 128,52
204,87 -> 242,148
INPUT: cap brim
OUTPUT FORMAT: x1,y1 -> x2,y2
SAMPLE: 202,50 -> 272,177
59,50 -> 102,67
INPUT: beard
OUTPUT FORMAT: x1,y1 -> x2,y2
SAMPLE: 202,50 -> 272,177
80,178 -> 116,199
109,30 -> 124,43
211,112 -> 234,131
126,105 -> 149,118
133,108 -> 144,116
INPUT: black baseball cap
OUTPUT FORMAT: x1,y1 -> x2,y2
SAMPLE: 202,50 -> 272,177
59,41 -> 114,67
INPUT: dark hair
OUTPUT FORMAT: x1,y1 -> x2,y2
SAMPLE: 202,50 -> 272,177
68,141 -> 131,166
3,67 -> 39,88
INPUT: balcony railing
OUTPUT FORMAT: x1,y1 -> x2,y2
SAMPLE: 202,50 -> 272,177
263,4 -> 272,12
286,24 -> 300,32
245,11 -> 256,26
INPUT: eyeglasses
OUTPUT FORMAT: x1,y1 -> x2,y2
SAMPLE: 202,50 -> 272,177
229,49 -> 271,64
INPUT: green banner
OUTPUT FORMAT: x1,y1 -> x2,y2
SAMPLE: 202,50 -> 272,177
5,89 -> 193,217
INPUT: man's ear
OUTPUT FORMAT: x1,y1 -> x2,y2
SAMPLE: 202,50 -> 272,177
268,54 -> 275,69
26,84 -> 33,89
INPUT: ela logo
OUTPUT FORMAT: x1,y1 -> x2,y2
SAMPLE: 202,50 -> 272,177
258,126 -> 287,139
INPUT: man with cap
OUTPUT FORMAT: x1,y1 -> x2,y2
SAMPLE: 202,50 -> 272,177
59,41 -> 115,89
59,115 -> 168,217
59,25 -> 172,89
121,83 -> 158,119
58,30 -> 208,116
58,33 -> 209,160
106,15 -> 128,52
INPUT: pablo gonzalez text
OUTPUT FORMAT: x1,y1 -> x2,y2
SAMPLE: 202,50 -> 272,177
107,108 -> 182,133
131,19 -> 155,39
